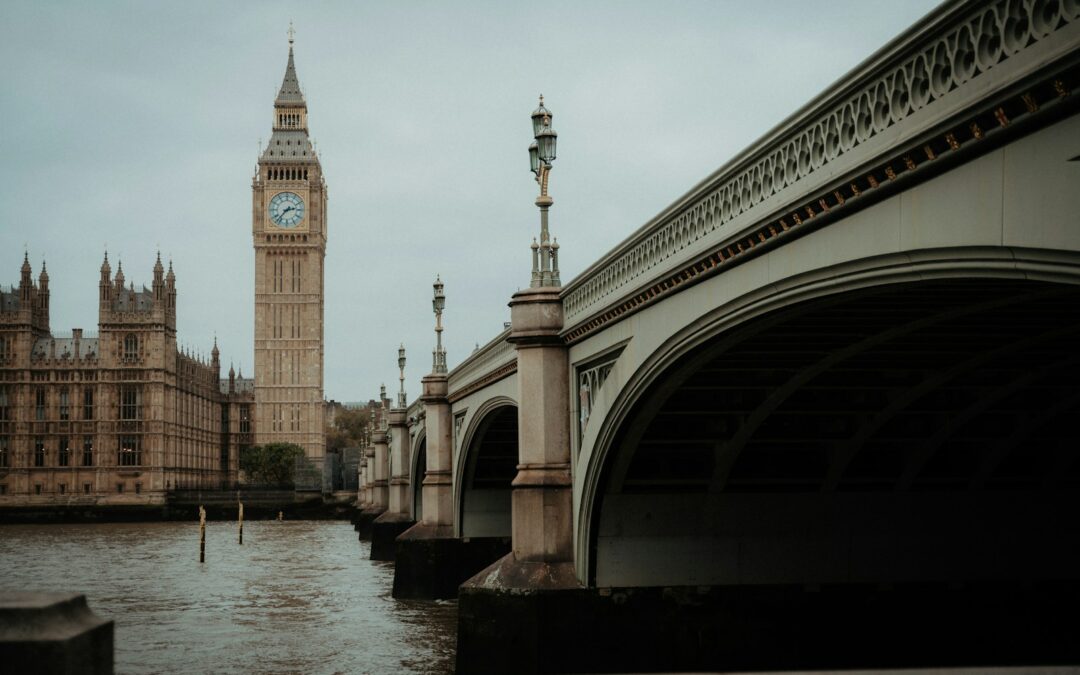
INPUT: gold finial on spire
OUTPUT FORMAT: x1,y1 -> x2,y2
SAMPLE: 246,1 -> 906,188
287,21 -> 295,45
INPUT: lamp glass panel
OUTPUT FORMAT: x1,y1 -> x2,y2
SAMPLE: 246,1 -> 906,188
538,130 -> 557,162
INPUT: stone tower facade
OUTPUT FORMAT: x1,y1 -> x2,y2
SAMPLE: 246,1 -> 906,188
252,35 -> 326,458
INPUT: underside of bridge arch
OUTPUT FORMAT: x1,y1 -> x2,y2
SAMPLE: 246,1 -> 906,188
460,405 -> 517,538
596,277 -> 1080,582
584,277 -> 1080,668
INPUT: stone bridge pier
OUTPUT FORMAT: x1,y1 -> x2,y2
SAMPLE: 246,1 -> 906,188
371,405 -> 413,560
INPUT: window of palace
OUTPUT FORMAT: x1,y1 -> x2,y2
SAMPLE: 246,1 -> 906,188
0,437 -> 8,467
58,483 -> 66,495
0,336 -> 9,360
83,388 -> 94,420
83,437 -> 93,466
35,388 -> 46,421
118,435 -> 140,466
0,387 -> 9,422
83,483 -> 91,494
123,334 -> 139,362
59,388 -> 70,421
34,439 -> 45,467
135,482 -> 141,495
120,387 -> 139,421
116,483 -> 124,494
0,484 -> 7,495
34,484 -> 42,495
58,438 -> 70,467
239,405 -> 251,433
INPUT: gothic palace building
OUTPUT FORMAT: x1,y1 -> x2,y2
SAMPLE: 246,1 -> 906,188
0,254 -> 254,505
0,36 -> 326,505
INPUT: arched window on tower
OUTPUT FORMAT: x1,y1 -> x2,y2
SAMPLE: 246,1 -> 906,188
123,334 -> 139,362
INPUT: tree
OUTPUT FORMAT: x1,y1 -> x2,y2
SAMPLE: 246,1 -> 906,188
325,406 -> 372,451
239,443 -> 306,486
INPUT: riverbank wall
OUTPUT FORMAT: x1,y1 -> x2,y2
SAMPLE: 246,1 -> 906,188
0,491 -> 357,524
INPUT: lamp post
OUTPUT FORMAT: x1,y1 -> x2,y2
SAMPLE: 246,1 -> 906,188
529,95 -> 559,288
432,276 -> 447,374
397,344 -> 407,408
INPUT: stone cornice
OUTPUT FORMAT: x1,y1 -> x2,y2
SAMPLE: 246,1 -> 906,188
447,361 -> 518,404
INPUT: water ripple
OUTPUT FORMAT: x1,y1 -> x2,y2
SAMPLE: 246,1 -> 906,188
0,521 -> 456,674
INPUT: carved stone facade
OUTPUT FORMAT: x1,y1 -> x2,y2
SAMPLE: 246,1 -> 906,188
0,255 -> 253,505
252,38 -> 327,459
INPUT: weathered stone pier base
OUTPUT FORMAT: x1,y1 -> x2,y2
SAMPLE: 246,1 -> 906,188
391,525 -> 509,599
457,579 -> 1080,674
368,512 -> 414,561
354,506 -> 383,540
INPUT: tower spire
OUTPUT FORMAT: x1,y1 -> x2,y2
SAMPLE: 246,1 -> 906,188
275,25 -> 304,106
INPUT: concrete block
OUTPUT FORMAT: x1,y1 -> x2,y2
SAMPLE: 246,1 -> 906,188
0,592 -> 113,675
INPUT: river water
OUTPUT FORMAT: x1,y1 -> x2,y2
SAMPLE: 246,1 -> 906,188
0,520 -> 457,674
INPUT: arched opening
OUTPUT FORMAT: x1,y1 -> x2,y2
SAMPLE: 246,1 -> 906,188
411,435 -> 426,522
123,334 -> 138,362
587,277 -> 1080,668
458,404 -> 517,538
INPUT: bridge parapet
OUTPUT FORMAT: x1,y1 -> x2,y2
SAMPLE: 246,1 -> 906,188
446,328 -> 515,402
560,0 -> 1080,334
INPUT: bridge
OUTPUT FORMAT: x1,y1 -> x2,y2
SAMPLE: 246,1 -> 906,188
353,1 -> 1080,672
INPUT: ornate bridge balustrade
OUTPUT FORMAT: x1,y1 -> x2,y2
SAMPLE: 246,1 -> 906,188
560,0 -> 1080,341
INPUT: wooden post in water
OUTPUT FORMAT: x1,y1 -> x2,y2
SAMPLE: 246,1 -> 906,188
199,505 -> 206,563
238,502 -> 244,545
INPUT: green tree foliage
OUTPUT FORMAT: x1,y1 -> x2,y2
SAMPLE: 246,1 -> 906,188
239,443 -> 307,486
325,406 -> 371,451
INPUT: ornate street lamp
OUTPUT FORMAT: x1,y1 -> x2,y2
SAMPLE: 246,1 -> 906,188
528,95 -> 560,287
379,384 -> 389,431
397,344 -> 407,408
432,276 -> 447,374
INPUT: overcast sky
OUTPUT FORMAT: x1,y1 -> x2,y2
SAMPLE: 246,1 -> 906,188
1,0 -> 940,402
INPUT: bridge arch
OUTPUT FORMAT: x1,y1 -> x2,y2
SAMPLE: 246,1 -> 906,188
409,428 -> 426,522
578,248 -> 1080,588
454,397 -> 518,538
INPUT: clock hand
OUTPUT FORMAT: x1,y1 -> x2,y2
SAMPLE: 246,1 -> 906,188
281,206 -> 294,215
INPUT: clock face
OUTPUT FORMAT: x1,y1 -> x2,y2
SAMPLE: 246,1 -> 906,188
269,191 -> 305,228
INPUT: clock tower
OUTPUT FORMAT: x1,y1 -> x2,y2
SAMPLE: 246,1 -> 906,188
252,31 -> 326,458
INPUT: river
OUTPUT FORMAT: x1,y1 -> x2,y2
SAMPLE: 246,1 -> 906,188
0,520 -> 457,674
